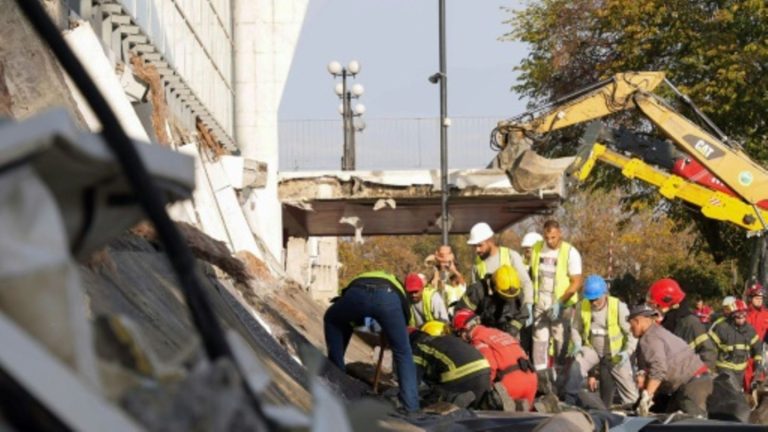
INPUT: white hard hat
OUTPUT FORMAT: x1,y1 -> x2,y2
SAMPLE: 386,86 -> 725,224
521,232 -> 543,248
722,296 -> 736,308
467,222 -> 494,245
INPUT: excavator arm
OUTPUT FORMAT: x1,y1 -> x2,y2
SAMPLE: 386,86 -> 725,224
494,71 -> 768,223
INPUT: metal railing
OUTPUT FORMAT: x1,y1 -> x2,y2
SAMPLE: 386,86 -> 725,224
279,117 -> 502,171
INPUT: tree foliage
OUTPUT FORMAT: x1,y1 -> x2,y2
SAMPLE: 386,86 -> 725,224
501,0 -> 768,276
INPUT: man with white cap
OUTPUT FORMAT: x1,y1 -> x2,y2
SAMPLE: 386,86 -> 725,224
467,222 -> 533,316
520,232 -> 543,271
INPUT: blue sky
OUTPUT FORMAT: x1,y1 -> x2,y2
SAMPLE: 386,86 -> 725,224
279,0 -> 529,120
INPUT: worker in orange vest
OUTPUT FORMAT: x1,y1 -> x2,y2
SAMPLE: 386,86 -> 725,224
453,308 -> 537,410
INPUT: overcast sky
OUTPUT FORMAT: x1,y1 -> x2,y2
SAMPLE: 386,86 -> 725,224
279,0 -> 529,120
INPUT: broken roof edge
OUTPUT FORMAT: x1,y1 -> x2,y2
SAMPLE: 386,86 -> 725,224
278,168 -> 567,201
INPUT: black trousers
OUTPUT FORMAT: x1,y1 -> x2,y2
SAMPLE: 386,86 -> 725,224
668,374 -> 713,417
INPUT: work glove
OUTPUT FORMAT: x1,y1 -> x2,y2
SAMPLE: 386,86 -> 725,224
524,303 -> 534,327
636,390 -> 654,416
616,351 -> 630,367
548,302 -> 562,320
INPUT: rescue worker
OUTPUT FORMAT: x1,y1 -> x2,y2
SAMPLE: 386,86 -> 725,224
745,282 -> 768,392
646,278 -> 717,370
565,275 -> 637,407
453,309 -> 538,410
410,321 -> 492,408
629,304 -> 713,417
405,272 -> 448,327
455,265 -> 529,337
530,220 -> 583,376
429,245 -> 467,314
466,222 -> 533,313
323,271 -> 419,412
520,231 -> 543,270
708,299 -> 764,392
693,298 -> 713,325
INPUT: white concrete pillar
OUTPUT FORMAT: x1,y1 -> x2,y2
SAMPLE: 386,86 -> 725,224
233,0 -> 308,264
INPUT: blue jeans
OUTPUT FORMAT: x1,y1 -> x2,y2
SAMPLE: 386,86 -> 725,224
324,284 -> 420,412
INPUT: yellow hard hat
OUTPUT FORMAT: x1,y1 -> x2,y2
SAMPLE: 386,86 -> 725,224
420,320 -> 449,337
493,265 -> 521,299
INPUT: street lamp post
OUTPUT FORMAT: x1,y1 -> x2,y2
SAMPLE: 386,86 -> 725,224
328,60 -> 365,171
429,0 -> 450,245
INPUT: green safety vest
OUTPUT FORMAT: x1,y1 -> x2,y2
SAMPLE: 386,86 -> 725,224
580,296 -> 624,358
410,286 -> 438,326
530,240 -> 578,307
341,271 -> 413,324
474,247 -> 511,280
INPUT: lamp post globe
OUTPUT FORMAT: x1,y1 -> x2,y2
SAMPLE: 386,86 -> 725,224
327,61 -> 342,75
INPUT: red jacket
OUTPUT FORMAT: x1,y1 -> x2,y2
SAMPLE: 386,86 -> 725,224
468,325 -> 537,408
747,306 -> 768,342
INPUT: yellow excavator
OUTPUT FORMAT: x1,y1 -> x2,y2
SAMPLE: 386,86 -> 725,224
491,71 -> 768,278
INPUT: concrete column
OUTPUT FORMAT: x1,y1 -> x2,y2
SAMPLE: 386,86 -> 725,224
233,0 -> 308,264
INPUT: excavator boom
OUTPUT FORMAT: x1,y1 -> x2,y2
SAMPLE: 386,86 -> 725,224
495,71 -> 768,213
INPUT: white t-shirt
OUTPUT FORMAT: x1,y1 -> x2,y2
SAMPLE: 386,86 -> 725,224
537,243 -> 582,294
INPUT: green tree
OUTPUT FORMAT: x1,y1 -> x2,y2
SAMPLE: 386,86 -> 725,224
501,0 -> 768,279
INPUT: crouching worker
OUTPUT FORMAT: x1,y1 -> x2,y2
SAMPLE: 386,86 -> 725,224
456,265 -> 529,337
324,271 -> 420,413
564,275 -> 637,408
410,321 -> 492,409
629,304 -> 713,417
453,309 -> 537,411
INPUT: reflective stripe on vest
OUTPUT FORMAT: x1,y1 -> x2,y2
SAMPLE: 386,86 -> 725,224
415,343 -> 490,383
474,247 -> 511,280
531,241 -> 577,306
580,296 -> 623,356
708,319 -> 757,372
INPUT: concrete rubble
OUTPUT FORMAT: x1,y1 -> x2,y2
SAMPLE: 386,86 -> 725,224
1,2 -> 768,431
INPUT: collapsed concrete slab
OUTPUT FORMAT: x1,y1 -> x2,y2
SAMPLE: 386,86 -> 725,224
279,169 -> 567,237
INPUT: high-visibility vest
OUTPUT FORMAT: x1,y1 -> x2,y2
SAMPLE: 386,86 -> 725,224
474,247 -> 512,280
410,286 -> 438,326
530,240 -> 577,307
580,296 -> 624,358
342,271 -> 413,324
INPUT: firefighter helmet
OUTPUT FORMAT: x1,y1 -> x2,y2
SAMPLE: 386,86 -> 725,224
732,299 -> 748,315
746,282 -> 765,298
648,278 -> 685,310
493,265 -> 521,299
452,309 -> 478,331
421,320 -> 449,337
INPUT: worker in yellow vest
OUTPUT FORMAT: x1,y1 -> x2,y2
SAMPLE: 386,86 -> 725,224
405,272 -> 449,327
564,275 -> 637,407
467,222 -> 533,320
324,271 -> 419,412
530,219 -> 584,374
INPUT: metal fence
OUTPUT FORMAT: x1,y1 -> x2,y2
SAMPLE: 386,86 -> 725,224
279,117 -> 502,171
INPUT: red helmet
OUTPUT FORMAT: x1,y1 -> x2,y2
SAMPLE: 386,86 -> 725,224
405,273 -> 424,293
732,299 -> 748,315
452,309 -> 477,331
746,282 -> 764,298
648,278 -> 686,309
